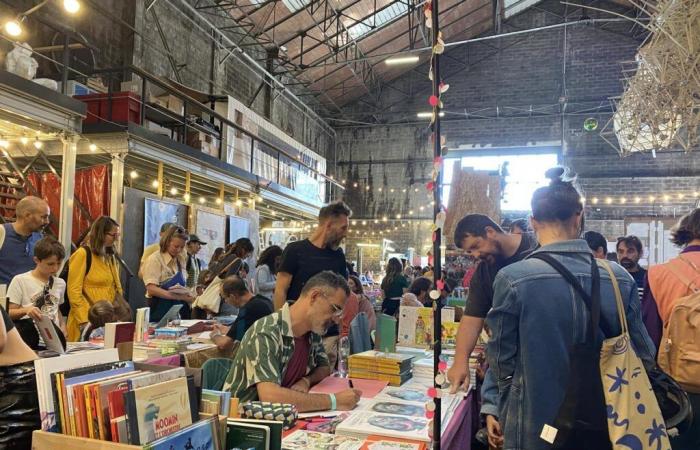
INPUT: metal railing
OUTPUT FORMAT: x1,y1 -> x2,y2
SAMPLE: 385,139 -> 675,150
79,66 -> 339,204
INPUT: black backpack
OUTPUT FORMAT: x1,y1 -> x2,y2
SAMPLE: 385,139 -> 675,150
528,253 -> 612,450
58,246 -> 92,317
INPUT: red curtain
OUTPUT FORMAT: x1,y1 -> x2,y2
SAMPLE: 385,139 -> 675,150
27,165 -> 110,243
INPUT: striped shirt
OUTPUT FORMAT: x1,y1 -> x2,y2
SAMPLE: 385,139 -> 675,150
223,303 -> 329,402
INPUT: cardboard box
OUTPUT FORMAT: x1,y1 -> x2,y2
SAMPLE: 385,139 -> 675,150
31,415 -> 227,449
153,94 -> 184,116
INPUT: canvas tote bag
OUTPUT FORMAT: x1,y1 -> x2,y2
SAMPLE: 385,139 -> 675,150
599,260 -> 671,450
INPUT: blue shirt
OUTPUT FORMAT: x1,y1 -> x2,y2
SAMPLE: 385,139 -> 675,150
0,224 -> 42,285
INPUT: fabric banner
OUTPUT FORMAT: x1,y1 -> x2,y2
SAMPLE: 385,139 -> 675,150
27,165 -> 110,244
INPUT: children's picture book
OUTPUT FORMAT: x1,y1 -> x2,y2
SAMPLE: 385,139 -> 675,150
441,322 -> 459,349
336,411 -> 431,443
397,307 -> 455,348
359,399 -> 426,418
375,387 -> 431,404
134,307 -> 150,343
144,417 -> 219,450
124,376 -> 198,444
360,435 -> 427,450
281,430 -> 364,450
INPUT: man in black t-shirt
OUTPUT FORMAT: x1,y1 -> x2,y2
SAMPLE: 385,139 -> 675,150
210,276 -> 274,351
273,201 -> 351,309
616,235 -> 647,292
273,201 -> 351,369
447,214 -> 537,390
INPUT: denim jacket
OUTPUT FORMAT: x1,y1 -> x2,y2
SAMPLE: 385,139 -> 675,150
485,239 -> 656,450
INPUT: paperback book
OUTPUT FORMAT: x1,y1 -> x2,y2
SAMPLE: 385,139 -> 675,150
226,421 -> 270,450
144,417 -> 220,450
104,322 -> 136,348
336,411 -> 431,443
281,430 -> 364,450
124,376 -> 199,444
397,306 -> 455,348
360,435 -> 427,450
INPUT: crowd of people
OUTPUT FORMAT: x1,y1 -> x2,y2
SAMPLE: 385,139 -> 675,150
1,165 -> 699,449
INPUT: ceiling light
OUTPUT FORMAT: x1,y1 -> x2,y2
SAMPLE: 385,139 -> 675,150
591,197 -> 599,204
215,198 -> 223,205
151,180 -> 159,188
19,136 -> 28,145
605,197 -> 612,204
365,185 -> 370,191
235,199 -> 242,206
257,195 -> 263,202
129,170 -> 138,179
353,182 -> 358,188
362,220 -> 367,225
63,0 -> 81,14
634,197 -> 641,203
0,139 -> 8,149
89,143 -> 97,152
183,193 -> 191,202
4,20 -> 22,37
170,187 -> 178,195
199,197 -> 206,204
620,197 -> 627,204
33,139 -> 43,149
385,55 -> 419,65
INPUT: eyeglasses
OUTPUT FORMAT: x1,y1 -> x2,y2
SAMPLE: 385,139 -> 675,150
321,295 -> 344,318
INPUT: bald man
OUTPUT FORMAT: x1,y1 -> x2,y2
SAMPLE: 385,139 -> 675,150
0,196 -> 50,285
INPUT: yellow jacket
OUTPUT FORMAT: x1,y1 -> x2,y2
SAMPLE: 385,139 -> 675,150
66,248 -> 122,341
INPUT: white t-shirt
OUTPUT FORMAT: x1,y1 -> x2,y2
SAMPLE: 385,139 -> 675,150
7,271 -> 66,325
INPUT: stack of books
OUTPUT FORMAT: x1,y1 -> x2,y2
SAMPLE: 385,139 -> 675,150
153,326 -> 188,340
348,351 -> 413,386
201,389 -> 232,416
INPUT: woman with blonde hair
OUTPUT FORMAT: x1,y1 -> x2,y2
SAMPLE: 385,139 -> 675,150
66,216 -> 125,341
142,226 -> 194,322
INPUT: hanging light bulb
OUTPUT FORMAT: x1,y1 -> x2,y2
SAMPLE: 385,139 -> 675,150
362,220 -> 367,225
4,19 -> 22,37
215,198 -> 222,205
89,143 -> 97,152
151,180 -> 159,188
183,193 -> 191,202
63,0 -> 81,14
170,187 -> 178,195
591,197 -> 599,204
19,136 -> 28,145
129,170 -> 138,179
353,182 -> 358,188
33,139 -> 43,149
396,214 -> 401,219
0,139 -> 9,149
634,197 -> 641,203
199,196 -> 206,204
235,199 -> 242,207
257,195 -> 263,202
365,185 -> 370,191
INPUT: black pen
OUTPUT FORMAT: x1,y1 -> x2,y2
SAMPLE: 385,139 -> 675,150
348,378 -> 354,388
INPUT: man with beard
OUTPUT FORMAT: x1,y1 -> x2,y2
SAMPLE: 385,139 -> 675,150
223,271 -> 361,412
616,235 -> 647,291
446,214 -> 537,447
273,201 -> 352,310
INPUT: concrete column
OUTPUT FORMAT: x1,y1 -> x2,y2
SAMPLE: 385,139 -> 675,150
58,135 -> 78,255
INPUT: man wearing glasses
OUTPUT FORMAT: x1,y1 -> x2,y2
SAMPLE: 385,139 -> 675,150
223,271 -> 361,412
0,196 -> 50,286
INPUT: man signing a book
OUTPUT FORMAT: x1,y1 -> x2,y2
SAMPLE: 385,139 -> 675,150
223,271 -> 361,412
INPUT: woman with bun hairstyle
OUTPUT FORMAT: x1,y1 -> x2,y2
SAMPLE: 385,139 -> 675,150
485,167 -> 657,450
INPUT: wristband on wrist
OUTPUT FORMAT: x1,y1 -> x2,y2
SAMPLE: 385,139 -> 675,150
328,393 -> 337,411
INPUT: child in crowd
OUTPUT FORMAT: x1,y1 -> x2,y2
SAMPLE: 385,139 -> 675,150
80,300 -> 116,341
7,237 -> 67,340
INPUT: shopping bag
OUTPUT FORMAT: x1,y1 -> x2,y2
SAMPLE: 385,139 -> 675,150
599,261 -> 671,450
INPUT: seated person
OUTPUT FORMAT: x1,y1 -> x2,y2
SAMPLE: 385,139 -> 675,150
223,271 -> 361,412
210,276 -> 274,351
80,300 -> 116,341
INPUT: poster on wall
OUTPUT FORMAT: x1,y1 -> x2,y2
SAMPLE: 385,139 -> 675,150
228,215 -> 250,244
195,208 -> 227,265
144,198 -> 183,248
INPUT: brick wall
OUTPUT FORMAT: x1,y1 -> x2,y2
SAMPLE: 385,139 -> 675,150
335,0 -> 700,254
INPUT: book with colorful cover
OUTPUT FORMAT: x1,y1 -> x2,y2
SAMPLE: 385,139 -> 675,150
335,411 -> 431,443
88,371 -> 143,439
358,398 -> 426,418
108,388 -> 129,442
144,417 -> 219,450
35,348 -> 119,432
397,306 -> 455,348
201,389 -> 232,416
124,376 -> 198,444
441,322 -> 459,349
59,361 -> 135,436
348,351 -> 413,374
360,435 -> 427,450
134,307 -> 150,343
281,430 -> 364,450
226,420 -> 270,450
